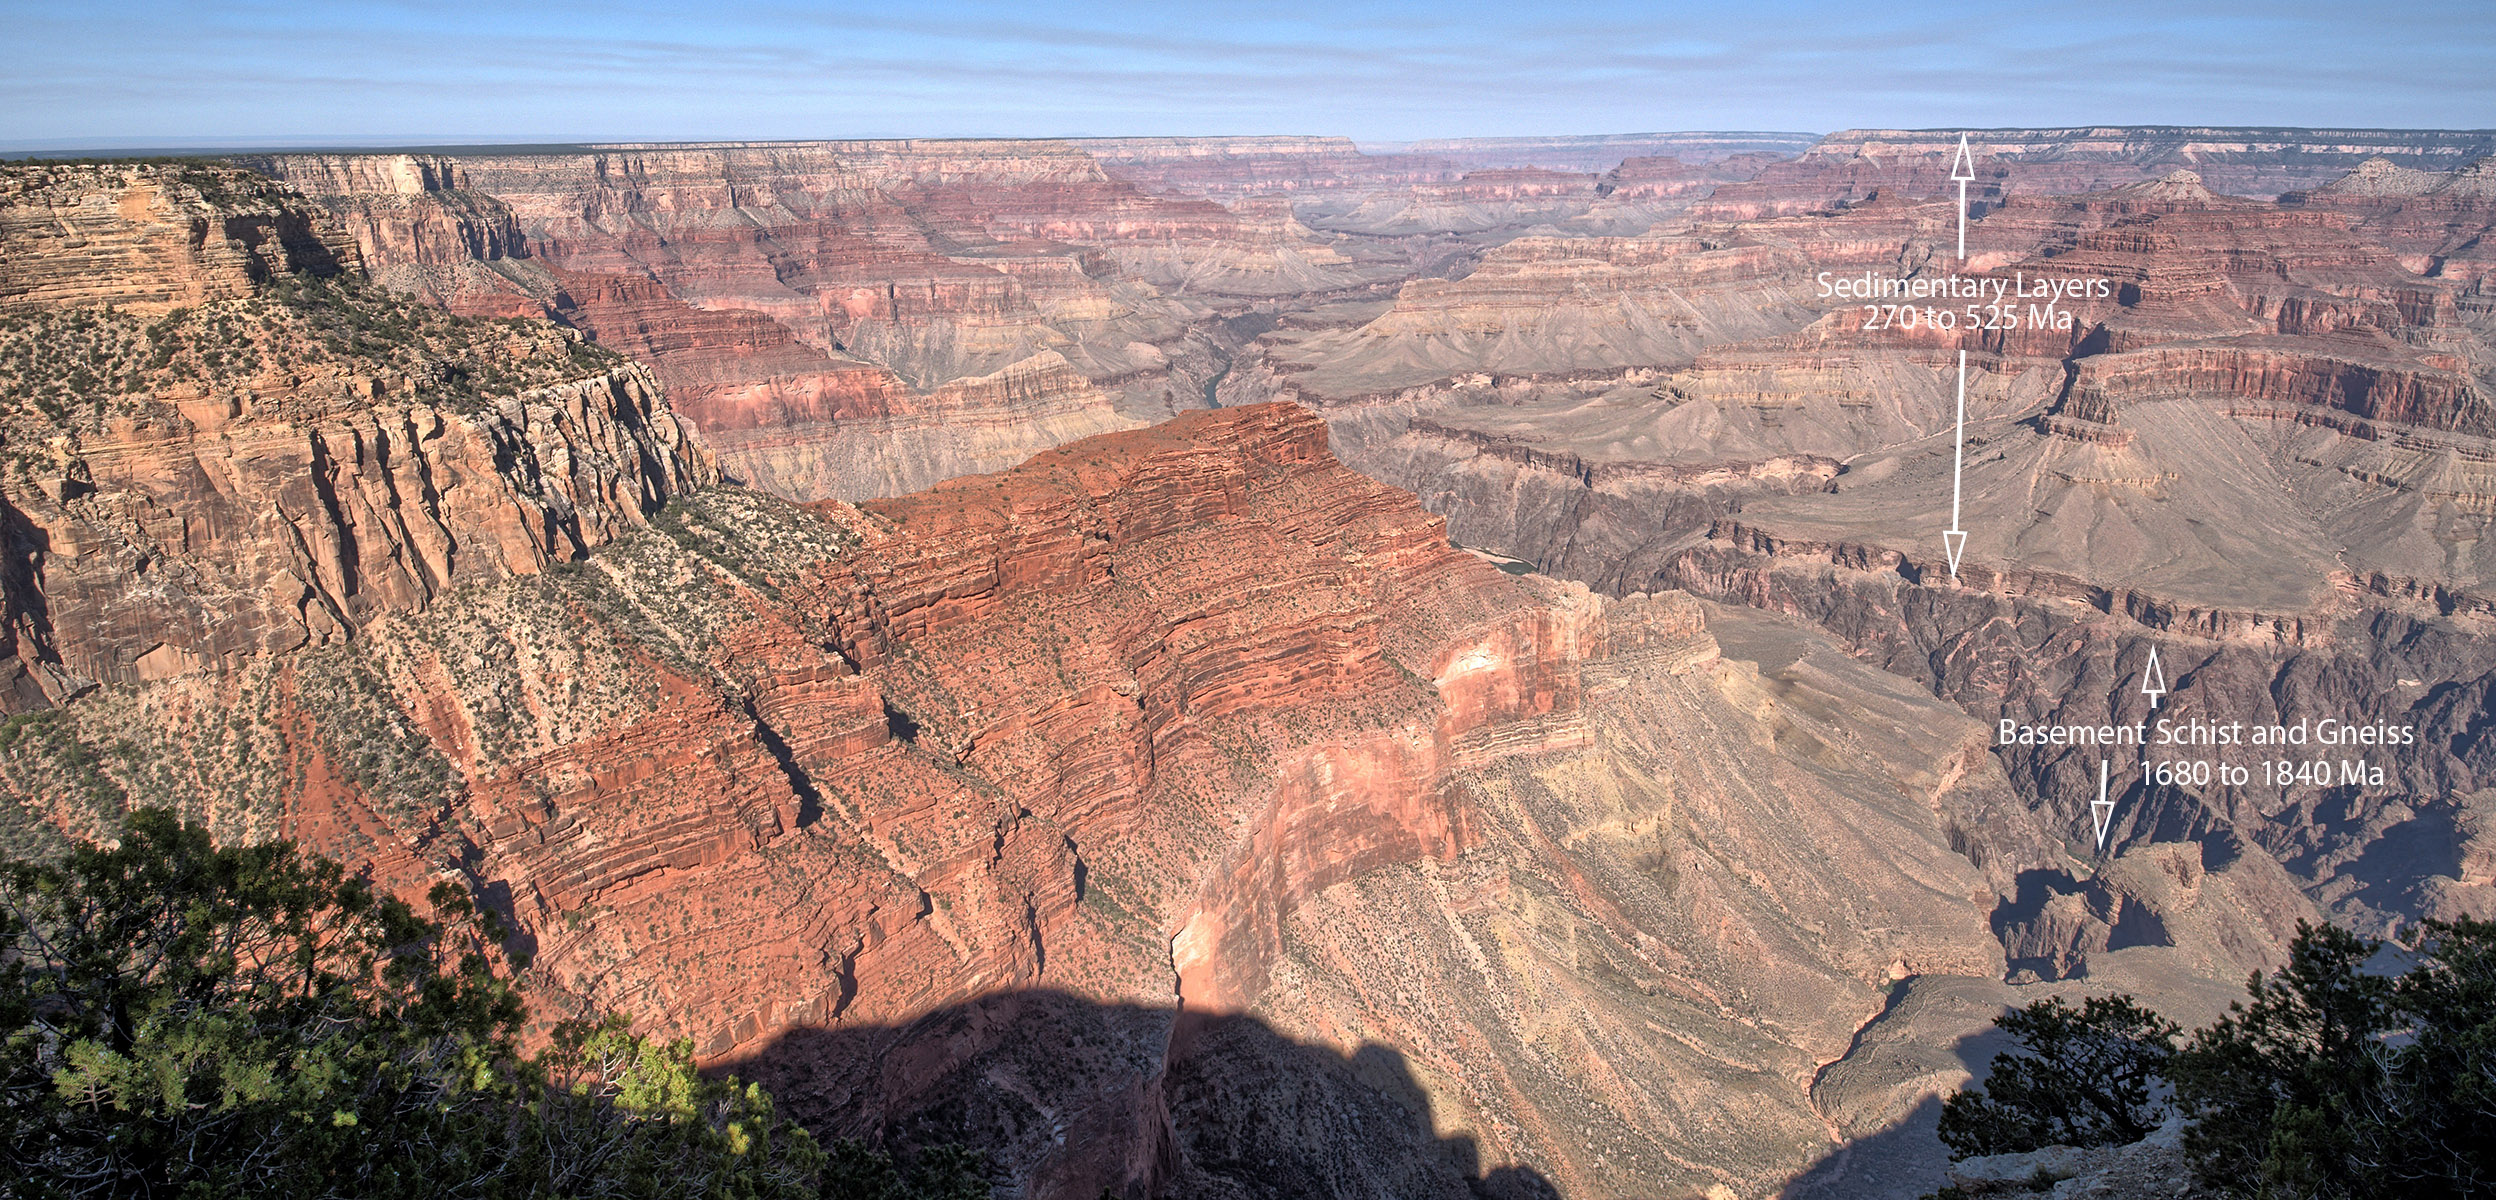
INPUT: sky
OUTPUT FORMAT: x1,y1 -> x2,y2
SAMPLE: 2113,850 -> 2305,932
4,1 -> 2492,150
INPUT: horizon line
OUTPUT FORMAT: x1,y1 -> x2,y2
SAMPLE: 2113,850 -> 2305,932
12,124 -> 2496,162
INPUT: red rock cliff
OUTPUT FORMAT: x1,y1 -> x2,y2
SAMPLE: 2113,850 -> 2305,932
0,163 -> 715,707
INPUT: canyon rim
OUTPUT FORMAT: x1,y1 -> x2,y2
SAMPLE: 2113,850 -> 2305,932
6,17 -> 2496,1193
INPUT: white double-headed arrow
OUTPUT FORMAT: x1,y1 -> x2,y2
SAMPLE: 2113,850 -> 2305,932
1939,134 -> 1978,581
1942,350 -> 1968,580
1950,134 -> 1975,263
2092,759 -> 2117,851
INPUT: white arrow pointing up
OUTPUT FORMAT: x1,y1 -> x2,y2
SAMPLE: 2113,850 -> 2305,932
2092,759 -> 2117,851
1950,134 -> 1976,262
2141,646 -> 2167,709
1942,350 -> 1968,581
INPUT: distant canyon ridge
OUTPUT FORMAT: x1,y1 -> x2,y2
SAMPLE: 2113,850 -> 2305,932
2,125 -> 2493,1199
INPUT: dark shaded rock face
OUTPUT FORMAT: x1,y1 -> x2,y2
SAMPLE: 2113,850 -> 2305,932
736,992 -> 1562,1200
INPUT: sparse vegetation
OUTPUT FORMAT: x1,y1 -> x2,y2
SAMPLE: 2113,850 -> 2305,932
296,650 -> 459,824
1,164 -> 620,460
0,712 -> 127,842
0,270 -> 616,428
0,808 -> 993,1199
1937,994 -> 2179,1157
1931,919 -> 2496,1199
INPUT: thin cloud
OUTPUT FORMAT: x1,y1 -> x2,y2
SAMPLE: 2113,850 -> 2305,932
2,0 -> 2489,145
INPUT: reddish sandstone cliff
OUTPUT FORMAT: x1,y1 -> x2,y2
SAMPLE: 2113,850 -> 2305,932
2,399 -> 2022,1199
0,163 -> 715,707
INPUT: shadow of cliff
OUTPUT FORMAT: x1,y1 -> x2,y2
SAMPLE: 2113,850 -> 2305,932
724,989 -> 1557,1200
1780,1025 -> 2008,1200
1780,1095 -> 1952,1200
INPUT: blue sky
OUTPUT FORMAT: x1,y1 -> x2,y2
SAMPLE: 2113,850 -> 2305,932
4,1 -> 2491,149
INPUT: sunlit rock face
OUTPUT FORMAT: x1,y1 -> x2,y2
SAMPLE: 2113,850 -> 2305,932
1215,143 -> 2496,1006
0,163 -> 714,707
10,131 -> 2496,1200
244,137 -> 1817,507
4,361 -> 2033,1197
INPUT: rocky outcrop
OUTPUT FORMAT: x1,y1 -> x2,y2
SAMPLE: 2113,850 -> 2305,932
2292,156 -> 2496,286
2,363 -> 709,700
1942,1116 -> 2208,1199
250,142 -> 1436,500
0,162 -> 715,706
5,401 -> 2046,1199
230,152 -> 554,317
1,163 -> 359,312
532,266 -> 1126,499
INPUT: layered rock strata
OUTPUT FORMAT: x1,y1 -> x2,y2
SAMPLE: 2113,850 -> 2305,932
6,399 -> 2064,1200
246,142 -> 1469,500
240,137 -> 1816,501
1216,154 -> 2496,1003
0,163 -> 712,707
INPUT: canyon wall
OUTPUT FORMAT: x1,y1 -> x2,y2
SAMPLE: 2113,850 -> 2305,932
1,162 -> 360,312
0,395 -> 2057,1199
1213,148 -> 2496,996
7,166 -> 2066,1196
240,137 -> 1814,504
15,135 -> 2496,1198
245,140 -> 1491,502
0,163 -> 712,708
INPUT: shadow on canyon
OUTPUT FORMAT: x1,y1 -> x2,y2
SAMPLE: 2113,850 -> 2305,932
724,988 -> 1559,1200
1780,1093 -> 1957,1200
722,988 -> 2028,1199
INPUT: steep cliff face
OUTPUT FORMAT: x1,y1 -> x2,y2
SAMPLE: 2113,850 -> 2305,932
0,163 -> 360,312
24,134 -> 2495,1197
2,399 -> 2047,1199
1214,155 -> 2496,1013
252,143 -> 1415,500
245,138 -> 1812,502
531,267 -> 1137,500
0,163 -> 715,707
229,152 -> 551,317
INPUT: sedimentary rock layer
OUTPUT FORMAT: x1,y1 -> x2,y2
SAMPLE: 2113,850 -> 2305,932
4,401 -> 2053,1199
0,163 -> 713,705
1215,152 -> 2496,1029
